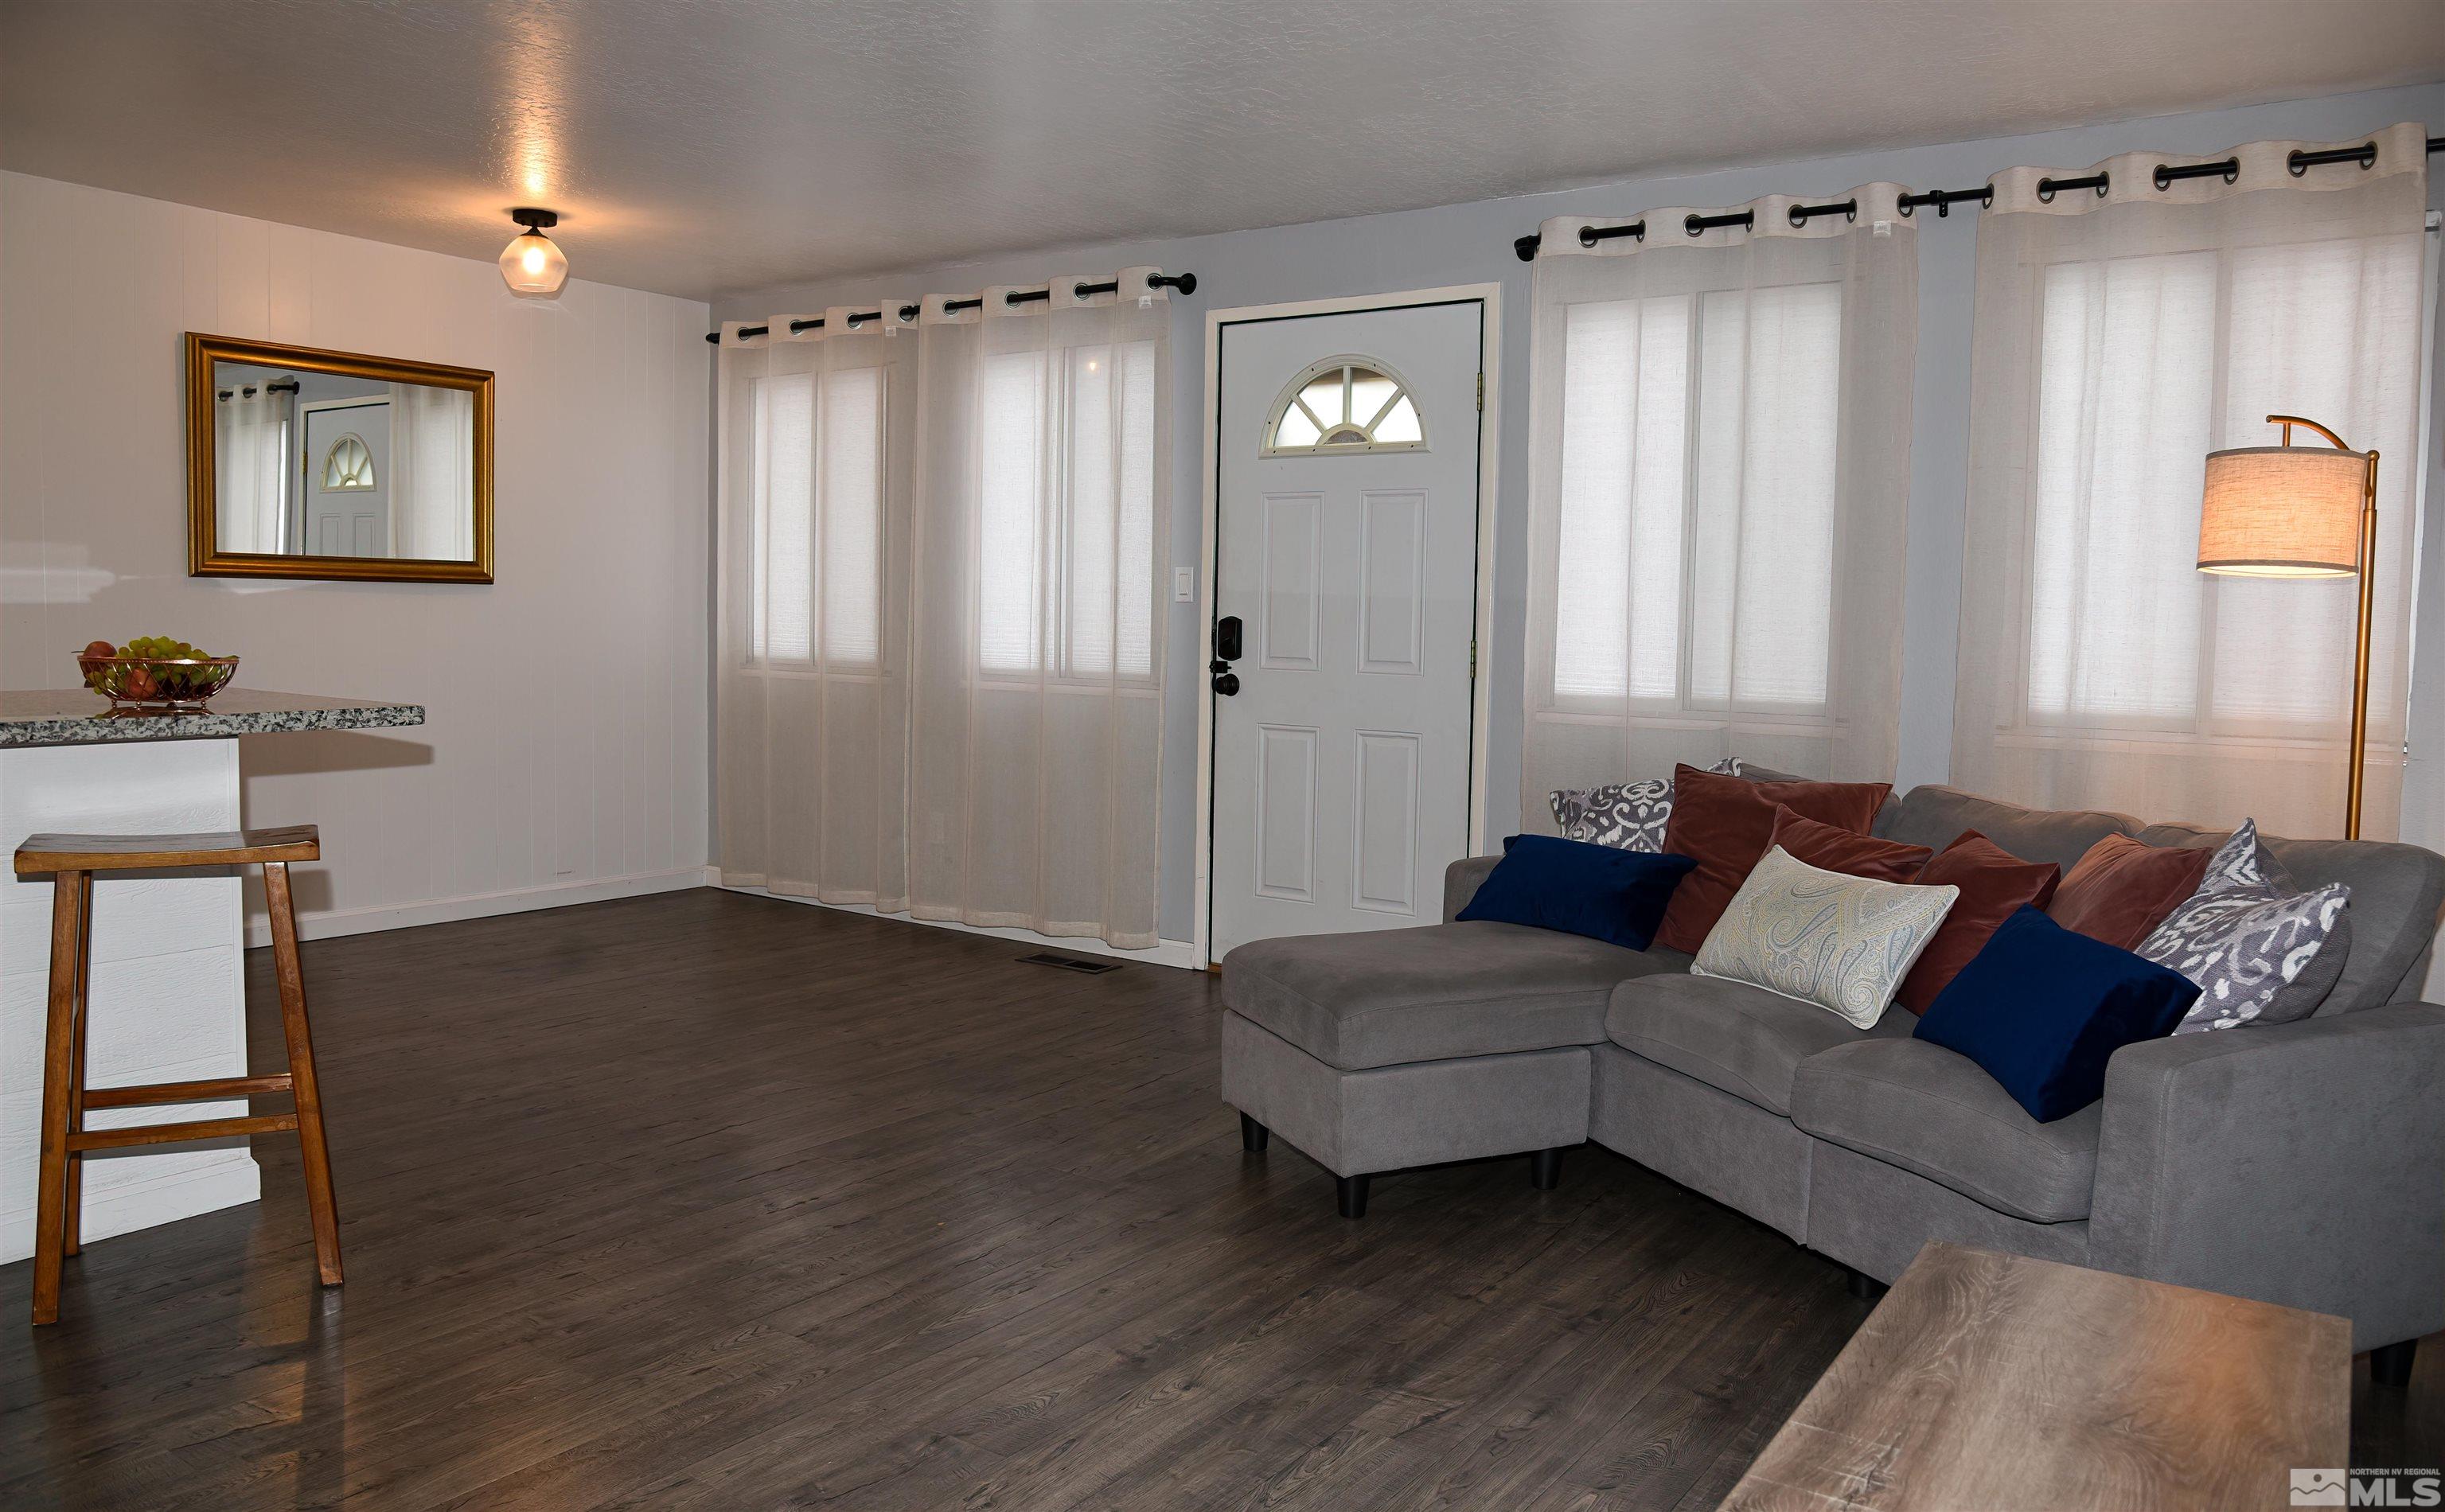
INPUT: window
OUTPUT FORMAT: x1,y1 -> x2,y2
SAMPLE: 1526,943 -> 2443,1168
749,366 -> 884,665
1262,356 -> 1425,454
1550,281 -> 1843,713
978,339 -> 1157,679
2018,231 -> 2423,738
321,433 -> 376,491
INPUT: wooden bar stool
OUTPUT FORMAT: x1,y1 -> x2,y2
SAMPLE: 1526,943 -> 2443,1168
14,825 -> 340,1325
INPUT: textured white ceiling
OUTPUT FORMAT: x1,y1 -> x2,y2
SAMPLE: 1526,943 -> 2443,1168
5,0 -> 2442,302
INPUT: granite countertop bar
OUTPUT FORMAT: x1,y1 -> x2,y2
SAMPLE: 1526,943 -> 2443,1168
0,689 -> 425,748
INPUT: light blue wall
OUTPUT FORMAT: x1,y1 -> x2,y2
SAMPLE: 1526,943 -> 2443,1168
718,83 -> 2445,946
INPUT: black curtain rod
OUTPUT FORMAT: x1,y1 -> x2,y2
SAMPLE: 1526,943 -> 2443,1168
707,271 -> 1196,344
1514,136 -> 2445,259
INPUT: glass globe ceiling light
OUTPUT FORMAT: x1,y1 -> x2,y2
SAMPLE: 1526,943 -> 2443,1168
500,208 -> 568,298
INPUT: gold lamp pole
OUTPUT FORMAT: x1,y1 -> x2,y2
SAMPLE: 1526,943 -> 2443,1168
2197,415 -> 2380,840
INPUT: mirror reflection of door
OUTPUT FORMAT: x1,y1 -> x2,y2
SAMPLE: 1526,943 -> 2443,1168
209,355 -> 478,564
302,399 -> 392,557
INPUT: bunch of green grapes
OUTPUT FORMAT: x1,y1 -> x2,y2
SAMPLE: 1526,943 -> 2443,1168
122,635 -> 213,660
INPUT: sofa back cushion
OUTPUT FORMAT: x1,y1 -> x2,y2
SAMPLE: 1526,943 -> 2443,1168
2135,822 -> 2445,1016
1653,766 -> 1891,954
1874,785 -> 2137,873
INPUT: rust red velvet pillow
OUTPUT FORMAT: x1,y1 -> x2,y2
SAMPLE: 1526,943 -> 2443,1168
2045,833 -> 2211,952
1895,831 -> 2063,1013
1652,766 -> 1893,954
1766,806 -> 1930,883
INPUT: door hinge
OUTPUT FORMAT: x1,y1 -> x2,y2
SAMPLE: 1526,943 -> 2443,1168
1469,639 -> 1478,678
1476,372 -> 1484,412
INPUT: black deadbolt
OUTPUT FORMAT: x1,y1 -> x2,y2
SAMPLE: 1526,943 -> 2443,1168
1214,615 -> 1242,662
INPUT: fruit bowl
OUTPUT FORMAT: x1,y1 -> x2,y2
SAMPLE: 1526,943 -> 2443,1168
76,638 -> 239,711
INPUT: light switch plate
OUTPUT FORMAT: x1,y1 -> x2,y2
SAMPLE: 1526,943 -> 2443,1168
1174,568 -> 1195,603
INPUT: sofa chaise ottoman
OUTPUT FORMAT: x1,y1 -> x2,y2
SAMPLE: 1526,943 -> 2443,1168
1219,783 -> 2445,1366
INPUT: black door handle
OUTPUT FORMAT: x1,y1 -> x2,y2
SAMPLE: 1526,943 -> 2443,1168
1212,614 -> 1242,695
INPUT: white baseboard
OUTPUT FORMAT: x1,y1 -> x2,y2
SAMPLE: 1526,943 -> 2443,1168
247,865 -> 712,947
722,884 -> 1202,971
2,1153 -> 259,1264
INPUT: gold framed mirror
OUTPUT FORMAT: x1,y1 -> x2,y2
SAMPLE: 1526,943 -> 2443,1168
185,333 -> 494,583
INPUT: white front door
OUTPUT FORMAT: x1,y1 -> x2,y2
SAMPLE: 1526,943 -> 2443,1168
1211,301 -> 1484,957
301,398 -> 392,556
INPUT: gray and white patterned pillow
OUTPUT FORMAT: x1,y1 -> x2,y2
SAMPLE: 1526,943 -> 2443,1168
1549,758 -> 1743,852
2137,820 -> 2352,1034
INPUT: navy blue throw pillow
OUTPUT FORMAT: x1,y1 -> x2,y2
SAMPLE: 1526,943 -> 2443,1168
1913,905 -> 2201,1123
1455,835 -> 1696,951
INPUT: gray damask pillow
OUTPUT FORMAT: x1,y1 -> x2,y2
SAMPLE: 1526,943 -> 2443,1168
2137,820 -> 2352,1034
1549,758 -> 1743,852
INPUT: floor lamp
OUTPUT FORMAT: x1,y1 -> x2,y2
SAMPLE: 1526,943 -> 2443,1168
2197,414 -> 2380,840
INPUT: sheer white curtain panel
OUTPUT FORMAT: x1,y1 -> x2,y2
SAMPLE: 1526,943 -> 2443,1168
1951,123 -> 2428,838
1522,185 -> 1918,818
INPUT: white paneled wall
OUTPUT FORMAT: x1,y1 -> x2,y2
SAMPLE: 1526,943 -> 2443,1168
0,173 -> 712,938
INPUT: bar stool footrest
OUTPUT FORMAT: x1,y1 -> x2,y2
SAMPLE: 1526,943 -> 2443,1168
68,1113 -> 298,1152
83,1074 -> 294,1109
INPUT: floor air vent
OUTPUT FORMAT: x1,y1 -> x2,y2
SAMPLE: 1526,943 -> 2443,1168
1018,952 -> 1123,975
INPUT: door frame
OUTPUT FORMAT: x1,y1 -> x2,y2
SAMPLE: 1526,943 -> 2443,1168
1191,283 -> 1503,969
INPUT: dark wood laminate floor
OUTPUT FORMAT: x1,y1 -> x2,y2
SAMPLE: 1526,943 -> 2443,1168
3,889 -> 2435,1510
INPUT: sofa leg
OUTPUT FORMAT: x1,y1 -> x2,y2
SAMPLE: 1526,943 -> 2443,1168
1336,1174 -> 1371,1220
2370,1339 -> 2418,1389
1845,1267 -> 1887,1303
1529,1148 -> 1563,1191
1238,1113 -> 1269,1153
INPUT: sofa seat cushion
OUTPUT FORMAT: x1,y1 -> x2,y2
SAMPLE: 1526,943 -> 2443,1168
1605,975 -> 1913,1116
1222,922 -> 1687,1071
1790,1038 -> 2101,1222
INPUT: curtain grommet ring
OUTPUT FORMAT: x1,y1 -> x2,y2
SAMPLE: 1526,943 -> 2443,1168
2036,173 -> 2108,205
1789,203 -> 1807,228
2289,150 -> 2308,177
1577,224 -> 1599,247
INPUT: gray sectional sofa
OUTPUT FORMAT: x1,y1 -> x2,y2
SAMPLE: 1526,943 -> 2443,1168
1220,783 -> 2445,1370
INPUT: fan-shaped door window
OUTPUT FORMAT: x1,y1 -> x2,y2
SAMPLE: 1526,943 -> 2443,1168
321,433 -> 376,491
1262,356 -> 1426,455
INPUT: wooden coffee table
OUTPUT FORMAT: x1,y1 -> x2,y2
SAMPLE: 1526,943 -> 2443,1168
1722,1241 -> 2349,1512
